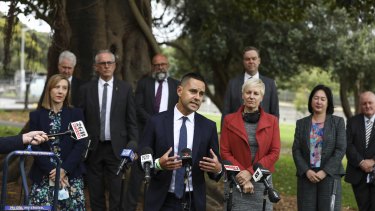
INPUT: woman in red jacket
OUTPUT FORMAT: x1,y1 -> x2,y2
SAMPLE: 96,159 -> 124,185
220,78 -> 280,211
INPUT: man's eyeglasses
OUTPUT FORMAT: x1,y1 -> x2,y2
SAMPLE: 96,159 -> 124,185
152,63 -> 168,68
97,61 -> 116,66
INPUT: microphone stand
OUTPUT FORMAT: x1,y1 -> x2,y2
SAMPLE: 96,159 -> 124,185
226,178 -> 233,211
119,165 -> 128,211
262,187 -> 268,211
182,165 -> 191,211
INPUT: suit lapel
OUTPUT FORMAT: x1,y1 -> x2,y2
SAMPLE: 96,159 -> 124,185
303,116 -> 313,152
110,79 -> 119,119
192,113 -> 202,164
165,110 -> 175,154
149,77 -> 156,111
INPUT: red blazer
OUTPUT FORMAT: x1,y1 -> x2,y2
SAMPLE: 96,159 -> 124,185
220,106 -> 280,174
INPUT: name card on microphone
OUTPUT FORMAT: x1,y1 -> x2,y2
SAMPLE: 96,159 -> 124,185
224,165 -> 240,172
121,149 -> 136,161
69,121 -> 88,140
253,168 -> 263,182
141,154 -> 154,168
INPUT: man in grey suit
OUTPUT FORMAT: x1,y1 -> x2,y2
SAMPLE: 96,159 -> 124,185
125,54 -> 180,210
79,50 -> 138,211
222,46 -> 279,119
346,91 -> 375,211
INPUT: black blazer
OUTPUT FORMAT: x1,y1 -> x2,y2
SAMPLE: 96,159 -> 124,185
345,114 -> 375,184
222,74 -> 279,118
70,76 -> 84,107
29,107 -> 87,183
0,135 -> 25,154
135,76 -> 179,132
292,115 -> 346,178
139,110 -> 222,211
78,78 -> 138,159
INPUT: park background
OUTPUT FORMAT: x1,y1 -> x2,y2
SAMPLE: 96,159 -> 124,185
1,0 -> 375,210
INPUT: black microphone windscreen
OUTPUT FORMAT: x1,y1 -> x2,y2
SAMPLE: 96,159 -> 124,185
180,148 -> 192,156
140,147 -> 153,155
223,160 -> 233,166
253,163 -> 263,171
126,141 -> 137,151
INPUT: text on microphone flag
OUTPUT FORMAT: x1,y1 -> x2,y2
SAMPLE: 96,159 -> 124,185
70,121 -> 88,140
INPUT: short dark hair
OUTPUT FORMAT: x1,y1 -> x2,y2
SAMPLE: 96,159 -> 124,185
180,72 -> 207,87
242,46 -> 260,57
308,84 -> 334,115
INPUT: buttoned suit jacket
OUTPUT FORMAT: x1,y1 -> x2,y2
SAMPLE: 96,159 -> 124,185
29,107 -> 87,183
135,76 -> 179,133
345,114 -> 375,185
222,74 -> 279,118
139,110 -> 222,211
292,114 -> 346,178
0,135 -> 24,154
78,78 -> 138,160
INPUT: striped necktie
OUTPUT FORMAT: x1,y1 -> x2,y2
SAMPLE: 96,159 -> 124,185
366,119 -> 373,148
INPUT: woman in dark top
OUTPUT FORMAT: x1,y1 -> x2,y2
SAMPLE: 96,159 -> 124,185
292,84 -> 346,211
29,74 -> 86,210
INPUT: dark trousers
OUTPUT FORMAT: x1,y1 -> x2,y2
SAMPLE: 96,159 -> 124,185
352,174 -> 375,211
124,161 -> 145,211
160,192 -> 195,211
87,142 -> 123,211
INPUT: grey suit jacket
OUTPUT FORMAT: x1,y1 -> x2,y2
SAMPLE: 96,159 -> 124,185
78,78 -> 138,159
292,115 -> 346,178
222,73 -> 279,119
345,114 -> 375,185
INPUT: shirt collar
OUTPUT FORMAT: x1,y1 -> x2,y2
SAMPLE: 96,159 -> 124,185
99,77 -> 114,87
174,106 -> 195,123
244,72 -> 259,80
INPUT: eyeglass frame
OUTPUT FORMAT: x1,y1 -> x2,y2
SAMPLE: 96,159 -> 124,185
96,61 -> 116,66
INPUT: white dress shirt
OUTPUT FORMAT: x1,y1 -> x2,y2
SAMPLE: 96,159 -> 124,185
244,71 -> 259,83
169,106 -> 195,193
155,78 -> 170,113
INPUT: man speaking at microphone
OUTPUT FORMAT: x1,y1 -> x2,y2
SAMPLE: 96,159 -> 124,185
139,72 -> 222,211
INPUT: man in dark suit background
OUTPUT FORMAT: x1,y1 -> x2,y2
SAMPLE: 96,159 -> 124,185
346,91 -> 375,211
139,72 -> 222,211
222,46 -> 279,119
125,54 -> 180,210
57,50 -> 83,107
0,131 -> 48,154
79,50 -> 138,211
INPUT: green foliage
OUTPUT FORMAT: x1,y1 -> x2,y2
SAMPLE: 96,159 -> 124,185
280,123 -> 296,148
287,67 -> 340,114
0,126 -> 21,136
0,12 -> 50,77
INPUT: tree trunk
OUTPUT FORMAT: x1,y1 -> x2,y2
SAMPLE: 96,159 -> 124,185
339,77 -> 353,118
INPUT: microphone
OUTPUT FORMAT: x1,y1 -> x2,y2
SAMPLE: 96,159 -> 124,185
180,148 -> 192,173
252,163 -> 281,203
47,121 -> 88,140
116,141 -> 137,175
140,147 -> 154,183
223,160 -> 242,193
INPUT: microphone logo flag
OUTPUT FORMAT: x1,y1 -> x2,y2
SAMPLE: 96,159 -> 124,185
69,121 -> 88,140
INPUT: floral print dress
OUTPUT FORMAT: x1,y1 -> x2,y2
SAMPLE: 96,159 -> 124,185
29,110 -> 86,210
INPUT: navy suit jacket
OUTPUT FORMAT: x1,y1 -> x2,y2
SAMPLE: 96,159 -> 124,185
139,110 -> 222,211
135,76 -> 179,133
222,73 -> 279,118
345,114 -> 375,184
0,135 -> 25,154
78,78 -> 138,159
29,107 -> 87,183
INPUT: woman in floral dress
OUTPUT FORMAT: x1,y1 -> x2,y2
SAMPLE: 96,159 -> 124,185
29,74 -> 86,210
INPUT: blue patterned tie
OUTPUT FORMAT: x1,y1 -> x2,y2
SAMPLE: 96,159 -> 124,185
175,116 -> 188,198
